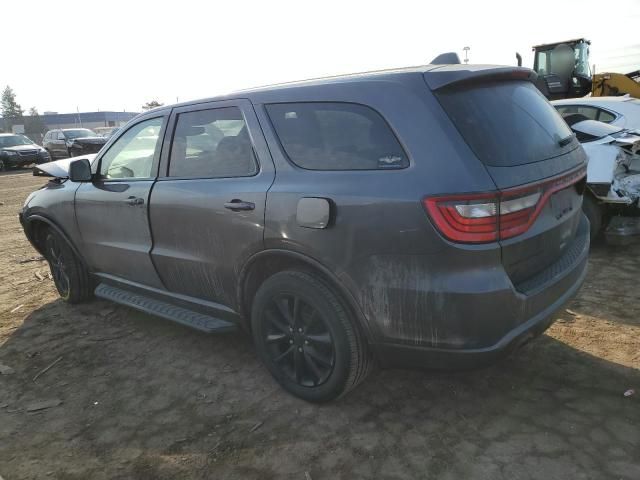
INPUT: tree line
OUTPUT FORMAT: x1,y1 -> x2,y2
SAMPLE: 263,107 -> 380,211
1,86 -> 46,138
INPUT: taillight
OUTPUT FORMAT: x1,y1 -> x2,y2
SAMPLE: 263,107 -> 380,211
423,167 -> 586,244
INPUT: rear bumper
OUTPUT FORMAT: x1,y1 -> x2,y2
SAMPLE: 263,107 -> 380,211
370,215 -> 590,369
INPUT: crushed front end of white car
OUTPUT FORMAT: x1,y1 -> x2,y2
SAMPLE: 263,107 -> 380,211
577,121 -> 640,243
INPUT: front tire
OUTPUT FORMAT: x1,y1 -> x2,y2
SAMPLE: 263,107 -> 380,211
251,270 -> 372,402
44,230 -> 92,303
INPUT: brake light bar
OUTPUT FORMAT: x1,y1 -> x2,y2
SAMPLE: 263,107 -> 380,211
423,166 -> 586,244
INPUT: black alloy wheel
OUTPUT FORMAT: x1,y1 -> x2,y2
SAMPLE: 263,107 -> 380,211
45,232 -> 71,299
251,270 -> 372,402
262,293 -> 335,387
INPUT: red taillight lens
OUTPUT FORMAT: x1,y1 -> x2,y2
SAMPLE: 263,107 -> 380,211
423,167 -> 586,244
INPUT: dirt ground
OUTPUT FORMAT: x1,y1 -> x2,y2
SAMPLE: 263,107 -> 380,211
0,170 -> 638,480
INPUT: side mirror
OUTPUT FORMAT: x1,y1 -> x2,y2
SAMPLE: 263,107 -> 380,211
69,158 -> 92,182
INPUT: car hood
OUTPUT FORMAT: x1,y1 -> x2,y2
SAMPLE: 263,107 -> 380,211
1,144 -> 42,152
33,154 -> 97,178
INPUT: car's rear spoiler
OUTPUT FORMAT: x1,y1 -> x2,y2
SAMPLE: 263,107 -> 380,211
424,65 -> 537,91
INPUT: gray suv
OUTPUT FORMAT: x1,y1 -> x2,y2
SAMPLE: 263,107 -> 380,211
21,64 -> 589,402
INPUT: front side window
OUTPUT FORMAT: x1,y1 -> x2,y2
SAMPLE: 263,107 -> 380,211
168,107 -> 257,178
99,117 -> 163,179
56,132 -> 65,140
266,102 -> 408,170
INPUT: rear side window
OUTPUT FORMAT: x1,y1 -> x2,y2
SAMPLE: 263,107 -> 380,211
597,110 -> 615,123
266,102 -> 407,170
436,81 -> 575,167
169,107 -> 257,178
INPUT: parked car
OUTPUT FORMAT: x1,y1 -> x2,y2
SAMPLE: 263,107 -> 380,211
561,116 -> 640,242
43,128 -> 108,159
0,133 -> 50,170
552,95 -> 640,130
21,64 -> 590,402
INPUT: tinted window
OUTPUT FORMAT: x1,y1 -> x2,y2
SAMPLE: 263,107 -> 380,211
64,129 -> 96,139
169,107 -> 256,178
99,117 -> 163,179
437,81 -> 575,167
266,102 -> 407,170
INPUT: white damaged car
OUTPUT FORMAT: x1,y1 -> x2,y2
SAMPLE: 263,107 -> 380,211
566,118 -> 640,243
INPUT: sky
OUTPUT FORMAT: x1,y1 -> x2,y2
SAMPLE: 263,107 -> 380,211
3,0 -> 640,114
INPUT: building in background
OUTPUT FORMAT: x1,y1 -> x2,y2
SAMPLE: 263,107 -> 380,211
39,111 -> 138,130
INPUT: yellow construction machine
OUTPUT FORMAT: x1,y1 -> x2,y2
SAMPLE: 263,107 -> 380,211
516,38 -> 640,100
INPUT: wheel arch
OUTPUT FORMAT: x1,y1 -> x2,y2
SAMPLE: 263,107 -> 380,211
23,214 -> 89,269
237,249 -> 374,342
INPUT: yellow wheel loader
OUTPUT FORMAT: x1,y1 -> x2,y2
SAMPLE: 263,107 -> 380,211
516,38 -> 640,100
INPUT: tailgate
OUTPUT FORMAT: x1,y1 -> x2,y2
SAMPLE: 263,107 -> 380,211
429,72 -> 588,284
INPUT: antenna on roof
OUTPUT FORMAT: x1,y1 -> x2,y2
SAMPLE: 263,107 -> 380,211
430,52 -> 462,65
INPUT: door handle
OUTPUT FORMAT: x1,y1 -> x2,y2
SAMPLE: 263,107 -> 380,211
125,196 -> 144,206
224,199 -> 255,211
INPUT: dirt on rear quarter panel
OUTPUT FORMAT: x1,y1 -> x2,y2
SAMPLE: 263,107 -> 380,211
0,170 -> 639,479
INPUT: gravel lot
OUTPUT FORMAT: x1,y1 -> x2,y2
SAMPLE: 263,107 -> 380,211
1,170 -> 638,479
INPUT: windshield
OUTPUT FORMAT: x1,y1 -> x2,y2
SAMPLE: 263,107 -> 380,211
574,43 -> 591,77
0,135 -> 34,148
64,129 -> 96,139
436,80 -> 575,167
535,42 -> 591,78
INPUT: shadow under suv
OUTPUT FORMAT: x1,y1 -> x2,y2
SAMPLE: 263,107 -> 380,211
21,64 -> 589,402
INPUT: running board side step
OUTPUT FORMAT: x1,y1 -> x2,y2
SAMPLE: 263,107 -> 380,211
94,283 -> 236,333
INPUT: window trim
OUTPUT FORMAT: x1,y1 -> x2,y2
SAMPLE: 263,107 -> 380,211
162,103 -> 260,181
94,114 -> 167,183
264,100 -> 410,172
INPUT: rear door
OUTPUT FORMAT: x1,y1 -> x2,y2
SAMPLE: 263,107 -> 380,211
75,113 -> 168,288
52,131 -> 67,158
149,99 -> 274,308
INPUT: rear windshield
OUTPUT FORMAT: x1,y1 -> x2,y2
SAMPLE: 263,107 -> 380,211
436,81 -> 575,167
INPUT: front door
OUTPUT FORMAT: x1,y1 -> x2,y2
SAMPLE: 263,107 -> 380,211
148,100 -> 275,308
75,114 -> 168,288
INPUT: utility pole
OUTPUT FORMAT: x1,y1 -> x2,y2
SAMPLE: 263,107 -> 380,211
463,46 -> 470,64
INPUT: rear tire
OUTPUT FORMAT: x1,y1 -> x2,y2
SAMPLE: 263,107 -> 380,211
43,229 -> 93,303
582,194 -> 604,242
251,270 -> 372,402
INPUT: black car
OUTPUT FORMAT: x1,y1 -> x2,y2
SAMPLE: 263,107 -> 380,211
21,63 -> 589,402
43,128 -> 107,159
0,133 -> 50,170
